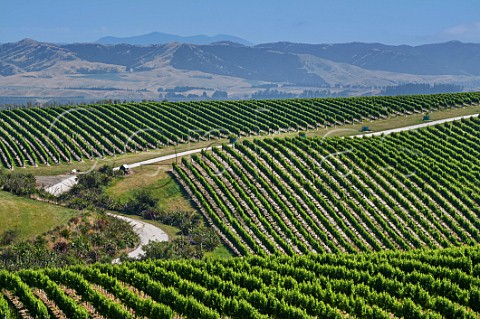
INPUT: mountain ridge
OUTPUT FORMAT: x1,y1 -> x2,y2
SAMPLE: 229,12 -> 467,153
255,41 -> 480,75
1,38 -> 479,103
96,31 -> 253,46
3,39 -> 480,77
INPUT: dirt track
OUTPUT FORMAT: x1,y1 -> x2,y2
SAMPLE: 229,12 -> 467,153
110,213 -> 168,263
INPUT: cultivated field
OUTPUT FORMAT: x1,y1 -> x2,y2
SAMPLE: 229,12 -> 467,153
174,116 -> 480,255
1,245 -> 480,318
1,92 -> 480,318
0,92 -> 478,170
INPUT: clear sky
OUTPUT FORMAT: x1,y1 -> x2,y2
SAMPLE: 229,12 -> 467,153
1,0 -> 480,45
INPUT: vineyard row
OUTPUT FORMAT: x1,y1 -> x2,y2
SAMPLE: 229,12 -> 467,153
1,245 -> 480,318
174,116 -> 480,255
0,92 -> 478,169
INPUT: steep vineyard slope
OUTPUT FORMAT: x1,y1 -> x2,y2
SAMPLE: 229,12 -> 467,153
174,116 -> 480,255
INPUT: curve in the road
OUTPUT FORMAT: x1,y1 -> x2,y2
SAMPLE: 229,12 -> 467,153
109,213 -> 168,263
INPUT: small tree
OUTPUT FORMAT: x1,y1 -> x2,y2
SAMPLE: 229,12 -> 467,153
123,189 -> 158,218
0,171 -> 36,197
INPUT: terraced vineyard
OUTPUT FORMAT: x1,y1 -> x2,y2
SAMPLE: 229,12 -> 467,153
1,245 -> 480,318
174,116 -> 480,255
0,92 -> 479,169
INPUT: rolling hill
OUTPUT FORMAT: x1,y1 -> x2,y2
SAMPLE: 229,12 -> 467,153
96,31 -> 253,46
256,41 -> 480,75
174,115 -> 480,255
1,92 -> 480,318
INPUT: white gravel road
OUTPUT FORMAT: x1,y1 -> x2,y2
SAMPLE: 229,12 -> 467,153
44,146 -> 219,195
109,213 -> 168,263
44,114 -> 479,195
40,113 -> 478,263
354,113 -> 479,138
112,145 -> 220,171
44,176 -> 77,196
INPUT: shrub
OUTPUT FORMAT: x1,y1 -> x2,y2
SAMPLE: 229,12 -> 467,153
0,229 -> 20,246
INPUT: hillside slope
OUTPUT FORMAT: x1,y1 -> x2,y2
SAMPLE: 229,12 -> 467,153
174,115 -> 480,255
256,41 -> 480,75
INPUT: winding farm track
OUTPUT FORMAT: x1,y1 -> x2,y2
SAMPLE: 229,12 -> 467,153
38,113 -> 479,260
109,213 -> 168,263
112,146 -> 221,171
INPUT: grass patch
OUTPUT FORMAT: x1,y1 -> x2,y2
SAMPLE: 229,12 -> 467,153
0,191 -> 80,242
105,163 -> 193,212
204,245 -> 234,259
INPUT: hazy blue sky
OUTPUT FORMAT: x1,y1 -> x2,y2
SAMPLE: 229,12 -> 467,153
1,0 -> 480,45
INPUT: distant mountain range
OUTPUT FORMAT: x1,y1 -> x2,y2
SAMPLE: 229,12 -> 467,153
256,41 -> 480,76
1,37 -> 479,104
96,32 -> 253,46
